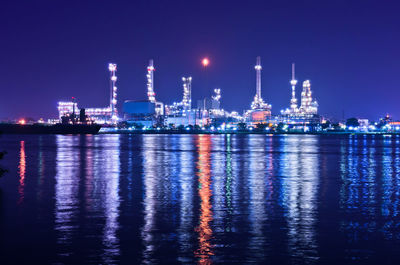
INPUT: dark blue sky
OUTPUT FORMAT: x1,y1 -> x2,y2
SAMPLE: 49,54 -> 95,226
1,0 -> 399,120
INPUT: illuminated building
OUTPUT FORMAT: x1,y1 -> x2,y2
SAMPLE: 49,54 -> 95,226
57,101 -> 78,119
194,88 -> 230,126
58,101 -> 113,124
84,107 -> 113,124
57,63 -> 119,124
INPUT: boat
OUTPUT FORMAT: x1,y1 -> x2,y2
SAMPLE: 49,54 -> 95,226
0,123 -> 102,134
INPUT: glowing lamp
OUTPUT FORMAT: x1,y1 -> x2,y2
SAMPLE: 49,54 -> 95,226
18,119 -> 26,125
202,58 -> 209,67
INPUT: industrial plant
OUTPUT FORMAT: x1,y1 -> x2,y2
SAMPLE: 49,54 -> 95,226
50,56 -> 400,134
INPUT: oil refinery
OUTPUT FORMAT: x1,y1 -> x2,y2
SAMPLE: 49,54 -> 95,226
49,56 -> 400,134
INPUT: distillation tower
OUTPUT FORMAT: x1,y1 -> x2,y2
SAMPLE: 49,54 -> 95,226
290,63 -> 298,112
146,59 -> 164,115
299,80 -> 318,115
166,76 -> 193,115
147,60 -> 156,103
281,64 -> 318,117
281,63 -> 299,115
181,77 -> 192,111
109,63 -> 118,121
250,56 -> 271,111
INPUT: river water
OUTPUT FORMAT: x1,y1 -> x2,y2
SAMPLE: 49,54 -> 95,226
0,134 -> 399,264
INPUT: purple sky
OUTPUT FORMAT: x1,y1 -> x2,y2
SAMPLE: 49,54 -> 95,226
1,0 -> 399,121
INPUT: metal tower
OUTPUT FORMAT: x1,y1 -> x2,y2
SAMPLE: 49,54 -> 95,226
147,60 -> 156,103
250,56 -> 271,110
255,56 -> 262,100
108,63 -> 118,121
290,63 -> 298,112
182,77 -> 192,110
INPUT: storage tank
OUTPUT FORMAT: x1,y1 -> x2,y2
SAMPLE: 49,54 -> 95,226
123,100 -> 156,116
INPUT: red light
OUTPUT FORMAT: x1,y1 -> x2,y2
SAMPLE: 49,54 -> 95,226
18,119 -> 26,125
202,58 -> 209,67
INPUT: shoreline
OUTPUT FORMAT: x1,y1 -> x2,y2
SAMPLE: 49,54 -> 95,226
99,129 -> 400,136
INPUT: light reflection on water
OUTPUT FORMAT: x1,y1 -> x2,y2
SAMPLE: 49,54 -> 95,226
2,134 -> 400,264
195,135 -> 214,264
280,136 -> 319,263
17,141 -> 26,205
55,135 -> 121,264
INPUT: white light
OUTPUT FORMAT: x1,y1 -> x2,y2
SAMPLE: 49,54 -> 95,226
108,63 -> 117,72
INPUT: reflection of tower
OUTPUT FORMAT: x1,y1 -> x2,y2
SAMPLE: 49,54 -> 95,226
250,56 -> 271,111
182,77 -> 192,111
55,136 -> 80,259
108,63 -> 118,122
141,135 -> 158,263
178,135 -> 195,258
280,135 -> 319,261
247,135 -> 267,261
211,135 -> 226,231
195,135 -> 214,264
225,134 -> 234,227
99,135 -> 121,263
290,63 -> 298,112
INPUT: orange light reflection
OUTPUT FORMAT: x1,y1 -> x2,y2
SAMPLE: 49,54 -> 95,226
18,141 -> 26,204
195,135 -> 214,265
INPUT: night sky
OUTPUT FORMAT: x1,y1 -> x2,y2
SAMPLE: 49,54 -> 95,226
1,0 -> 399,121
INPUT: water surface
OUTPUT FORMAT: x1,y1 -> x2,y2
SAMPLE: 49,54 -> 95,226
0,134 -> 400,264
